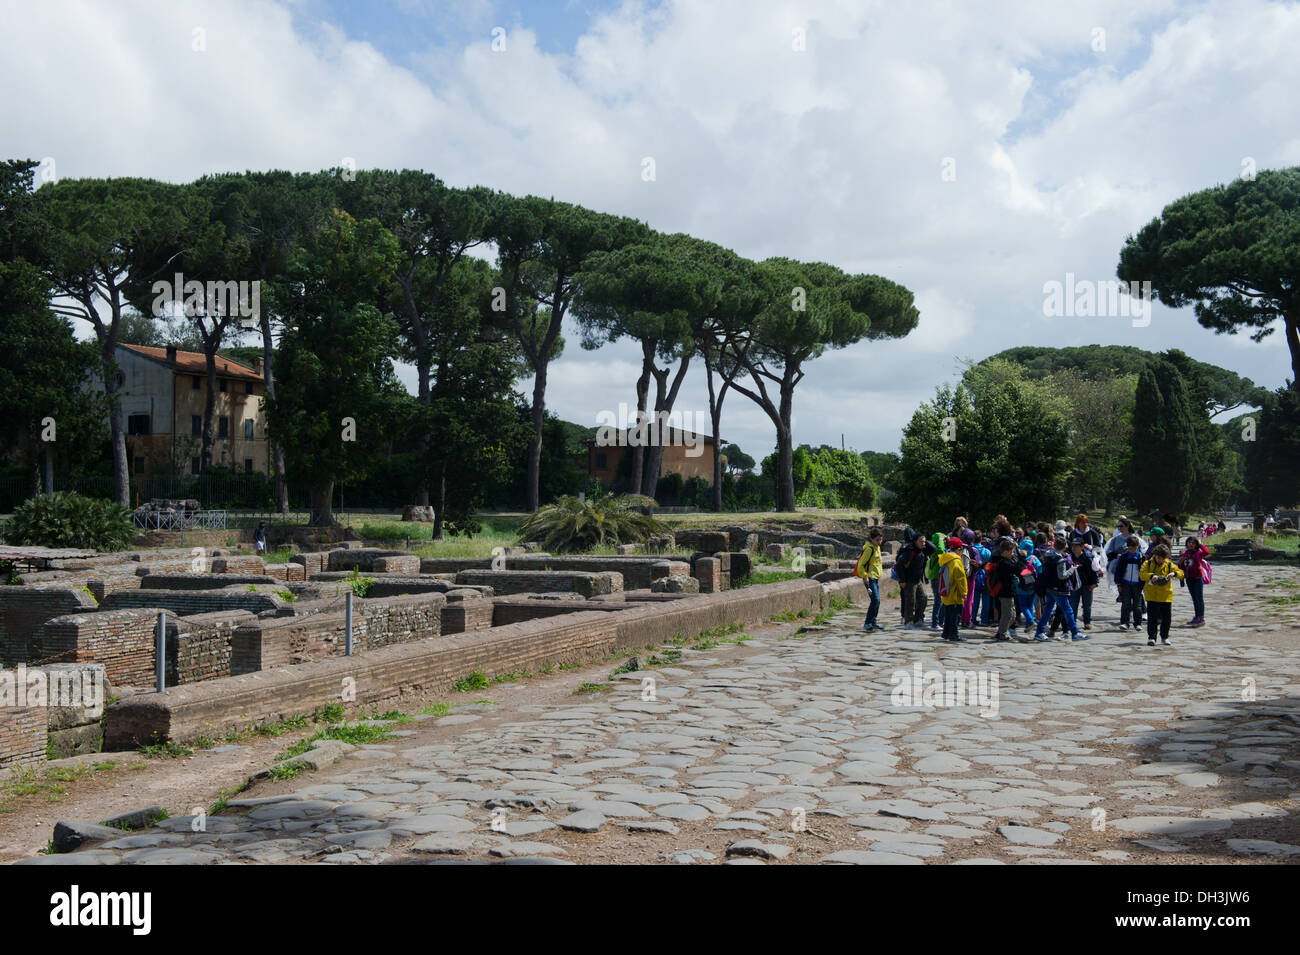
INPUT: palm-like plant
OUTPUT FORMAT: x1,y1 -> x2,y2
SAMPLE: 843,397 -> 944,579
518,492 -> 668,554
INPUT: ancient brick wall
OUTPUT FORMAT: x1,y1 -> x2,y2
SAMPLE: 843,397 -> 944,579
102,589 -> 285,617
36,608 -> 160,688
0,586 -> 99,666
0,706 -> 47,770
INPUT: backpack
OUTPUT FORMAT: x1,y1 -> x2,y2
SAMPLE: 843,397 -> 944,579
985,559 -> 1002,598
854,542 -> 876,580
937,560 -> 953,600
1036,552 -> 1058,595
1202,559 -> 1213,584
1018,560 -> 1038,593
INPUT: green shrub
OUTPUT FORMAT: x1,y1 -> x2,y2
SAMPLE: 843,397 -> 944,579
347,569 -> 374,598
517,491 -> 668,554
2,492 -> 134,551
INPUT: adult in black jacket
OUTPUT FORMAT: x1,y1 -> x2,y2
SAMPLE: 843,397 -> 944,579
989,539 -> 1024,641
895,533 -> 933,629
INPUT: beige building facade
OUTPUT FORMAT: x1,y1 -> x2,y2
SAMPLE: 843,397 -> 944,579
110,344 -> 271,478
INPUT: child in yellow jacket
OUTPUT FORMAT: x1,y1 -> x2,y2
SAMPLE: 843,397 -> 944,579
1139,543 -> 1184,646
937,539 -> 969,642
855,529 -> 885,631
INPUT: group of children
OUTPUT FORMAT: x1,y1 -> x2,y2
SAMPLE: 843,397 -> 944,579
854,513 -> 1213,647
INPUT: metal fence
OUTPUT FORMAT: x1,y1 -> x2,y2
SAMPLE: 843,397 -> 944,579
132,509 -> 229,530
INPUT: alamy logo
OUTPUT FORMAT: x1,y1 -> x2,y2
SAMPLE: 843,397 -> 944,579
594,404 -> 707,457
151,272 -> 260,326
0,665 -> 104,718
1042,273 -> 1152,327
890,661 -> 999,717
49,885 -> 151,935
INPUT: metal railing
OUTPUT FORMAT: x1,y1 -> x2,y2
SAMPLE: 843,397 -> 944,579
133,509 -> 229,530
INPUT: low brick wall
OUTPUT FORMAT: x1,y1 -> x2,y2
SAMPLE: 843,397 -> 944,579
262,563 -> 306,583
307,573 -> 463,597
373,555 -> 421,574
291,552 -> 325,576
102,589 -> 288,617
168,610 -> 254,685
454,569 -> 623,597
326,549 -> 410,572
36,608 -> 160,688
492,595 -> 626,626
0,706 -> 47,770
231,593 -> 446,673
106,611 -> 620,746
0,586 -> 99,666
85,573 -> 144,602
141,573 -> 278,590
135,560 -> 198,576
420,556 -> 688,589
103,576 -> 866,746
441,595 -> 494,634
210,556 -> 266,575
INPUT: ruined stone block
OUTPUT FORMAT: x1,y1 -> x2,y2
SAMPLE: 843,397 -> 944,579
699,532 -> 729,553
651,574 -> 700,594
764,543 -> 788,563
694,557 -> 721,593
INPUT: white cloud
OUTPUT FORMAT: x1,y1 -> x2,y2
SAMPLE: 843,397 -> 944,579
2,0 -> 1296,462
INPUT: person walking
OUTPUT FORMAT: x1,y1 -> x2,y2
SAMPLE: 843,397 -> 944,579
1014,538 -> 1040,633
854,529 -> 885,631
1178,535 -> 1211,627
937,538 -> 969,642
1140,543 -> 1184,646
1067,538 -> 1099,630
1035,536 -> 1085,642
926,533 -> 946,631
254,521 -> 267,555
989,538 -> 1024,642
1113,534 -> 1146,631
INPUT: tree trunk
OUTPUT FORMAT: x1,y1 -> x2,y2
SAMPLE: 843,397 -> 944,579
309,481 -> 335,525
527,362 -> 547,512
630,339 -> 654,494
258,313 -> 289,514
432,465 -> 446,540
103,350 -> 130,508
778,379 -> 796,512
415,349 -> 432,507
43,440 -> 54,495
1285,308 -> 1300,391
705,353 -> 723,512
202,349 -> 217,472
642,352 -> 693,498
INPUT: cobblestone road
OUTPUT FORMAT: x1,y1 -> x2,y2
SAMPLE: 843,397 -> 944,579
20,565 -> 1300,865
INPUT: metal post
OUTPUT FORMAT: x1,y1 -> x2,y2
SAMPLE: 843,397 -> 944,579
155,611 -> 166,693
345,591 -> 353,656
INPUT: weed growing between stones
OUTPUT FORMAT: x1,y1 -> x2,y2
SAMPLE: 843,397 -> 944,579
573,682 -> 613,695
453,671 -> 490,692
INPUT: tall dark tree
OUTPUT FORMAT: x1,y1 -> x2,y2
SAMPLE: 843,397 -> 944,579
29,177 -> 193,506
0,161 -> 107,494
345,170 -> 494,509
490,195 -> 647,510
1117,166 -> 1300,390
1129,359 -> 1200,514
265,210 -> 404,524
729,260 -> 919,511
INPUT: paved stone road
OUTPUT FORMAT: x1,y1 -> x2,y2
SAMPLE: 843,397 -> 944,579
20,566 -> 1300,865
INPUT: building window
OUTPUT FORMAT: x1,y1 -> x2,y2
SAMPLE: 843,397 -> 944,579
192,415 -> 202,437
126,414 -> 150,435
245,381 -> 254,394
134,456 -> 145,475
190,457 -> 200,475
192,375 -> 201,390
244,458 -> 254,473
218,415 -> 229,438
219,378 -> 228,393
595,452 -> 608,469
243,418 -> 254,440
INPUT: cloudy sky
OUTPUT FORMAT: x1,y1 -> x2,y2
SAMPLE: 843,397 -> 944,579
4,0 -> 1298,461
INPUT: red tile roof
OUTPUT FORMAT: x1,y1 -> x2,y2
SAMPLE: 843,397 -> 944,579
121,344 -> 265,383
